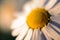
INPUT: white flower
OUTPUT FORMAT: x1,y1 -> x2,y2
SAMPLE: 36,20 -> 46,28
11,0 -> 60,40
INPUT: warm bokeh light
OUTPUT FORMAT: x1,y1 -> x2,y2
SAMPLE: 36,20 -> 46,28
0,0 -> 17,40
0,2 -> 16,32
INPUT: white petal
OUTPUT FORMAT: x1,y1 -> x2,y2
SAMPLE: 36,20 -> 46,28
23,0 -> 47,16
12,28 -> 20,37
12,24 -> 25,36
51,16 -> 60,24
45,0 -> 57,10
11,16 -> 25,29
24,29 -> 33,40
46,26 -> 60,40
23,1 -> 32,16
31,29 -> 42,40
42,27 -> 52,40
31,0 -> 47,8
49,3 -> 60,16
50,23 -> 60,33
16,24 -> 29,40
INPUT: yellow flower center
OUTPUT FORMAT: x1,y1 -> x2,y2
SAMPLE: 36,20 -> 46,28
26,8 -> 50,30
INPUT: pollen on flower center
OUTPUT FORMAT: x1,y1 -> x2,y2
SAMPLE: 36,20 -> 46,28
26,8 -> 50,30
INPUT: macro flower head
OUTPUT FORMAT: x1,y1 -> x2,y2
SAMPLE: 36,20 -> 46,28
11,0 -> 60,40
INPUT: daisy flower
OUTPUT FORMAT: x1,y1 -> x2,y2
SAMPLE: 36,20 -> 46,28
11,0 -> 60,40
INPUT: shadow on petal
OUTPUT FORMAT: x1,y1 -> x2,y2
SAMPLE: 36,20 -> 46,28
41,32 -> 46,40
49,20 -> 60,34
50,20 -> 60,28
51,0 -> 60,9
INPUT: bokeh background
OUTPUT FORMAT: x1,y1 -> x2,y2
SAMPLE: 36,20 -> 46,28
0,0 -> 30,40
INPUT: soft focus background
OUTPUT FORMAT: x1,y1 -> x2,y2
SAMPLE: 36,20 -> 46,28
0,0 -> 30,40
